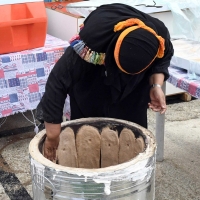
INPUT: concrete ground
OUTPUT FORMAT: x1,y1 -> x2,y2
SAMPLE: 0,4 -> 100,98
0,96 -> 200,200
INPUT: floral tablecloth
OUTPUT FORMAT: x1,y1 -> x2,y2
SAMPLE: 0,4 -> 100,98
0,34 -> 69,118
168,65 -> 200,99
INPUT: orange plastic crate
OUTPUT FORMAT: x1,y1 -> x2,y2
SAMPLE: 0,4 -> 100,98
0,2 -> 47,54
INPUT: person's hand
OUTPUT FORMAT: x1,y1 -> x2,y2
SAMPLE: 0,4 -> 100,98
43,122 -> 61,162
148,86 -> 166,114
43,136 -> 59,162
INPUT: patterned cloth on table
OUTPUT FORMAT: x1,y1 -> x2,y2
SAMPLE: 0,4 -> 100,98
0,34 -> 69,118
168,66 -> 200,99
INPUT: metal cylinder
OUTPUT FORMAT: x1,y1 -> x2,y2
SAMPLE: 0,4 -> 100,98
29,118 -> 156,200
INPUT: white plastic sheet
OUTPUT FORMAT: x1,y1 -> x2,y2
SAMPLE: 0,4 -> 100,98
67,0 -> 200,41
155,0 -> 200,41
0,0 -> 41,5
66,0 -> 169,18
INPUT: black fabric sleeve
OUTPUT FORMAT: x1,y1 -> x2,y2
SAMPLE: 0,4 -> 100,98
41,47 -> 72,124
148,31 -> 174,81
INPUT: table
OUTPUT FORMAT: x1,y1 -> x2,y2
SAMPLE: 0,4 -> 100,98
45,1 -> 85,41
0,34 -> 69,118
168,66 -> 200,99
156,65 -> 200,161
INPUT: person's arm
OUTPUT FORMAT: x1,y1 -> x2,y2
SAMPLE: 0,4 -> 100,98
149,72 -> 165,86
40,47 -> 74,161
148,30 -> 174,114
148,73 -> 166,114
43,122 -> 61,162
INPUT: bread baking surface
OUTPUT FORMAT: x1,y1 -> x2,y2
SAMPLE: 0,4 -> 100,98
76,125 -> 101,168
135,135 -> 145,154
119,128 -> 138,164
57,127 -> 78,167
100,127 -> 119,168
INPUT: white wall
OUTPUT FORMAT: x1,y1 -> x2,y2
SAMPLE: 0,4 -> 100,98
0,0 -> 42,5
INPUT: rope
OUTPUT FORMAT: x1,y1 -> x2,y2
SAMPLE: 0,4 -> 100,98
21,110 -> 40,134
0,117 -> 7,127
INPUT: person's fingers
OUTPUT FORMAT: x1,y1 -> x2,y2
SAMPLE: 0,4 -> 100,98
148,103 -> 160,109
148,103 -> 166,114
151,107 -> 162,112
160,108 -> 166,114
46,151 -> 56,161
43,141 -> 57,161
49,149 -> 56,161
160,102 -> 167,114
160,100 -> 166,109
53,148 -> 56,161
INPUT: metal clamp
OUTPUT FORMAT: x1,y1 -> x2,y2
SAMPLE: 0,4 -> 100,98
51,4 -> 64,10
135,0 -> 163,8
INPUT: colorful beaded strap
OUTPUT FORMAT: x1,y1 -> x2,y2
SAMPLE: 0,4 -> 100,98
69,35 -> 105,65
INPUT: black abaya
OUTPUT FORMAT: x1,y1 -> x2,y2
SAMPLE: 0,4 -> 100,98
39,3 -> 174,128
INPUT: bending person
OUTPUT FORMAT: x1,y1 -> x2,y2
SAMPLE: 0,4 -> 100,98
37,3 -> 174,161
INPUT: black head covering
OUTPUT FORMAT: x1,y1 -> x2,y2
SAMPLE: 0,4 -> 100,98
79,3 -> 171,103
118,28 -> 160,74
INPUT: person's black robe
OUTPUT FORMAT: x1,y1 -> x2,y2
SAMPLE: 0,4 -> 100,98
39,3 -> 174,128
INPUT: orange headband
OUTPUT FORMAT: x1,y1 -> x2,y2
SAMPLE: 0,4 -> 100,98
114,18 -> 165,75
